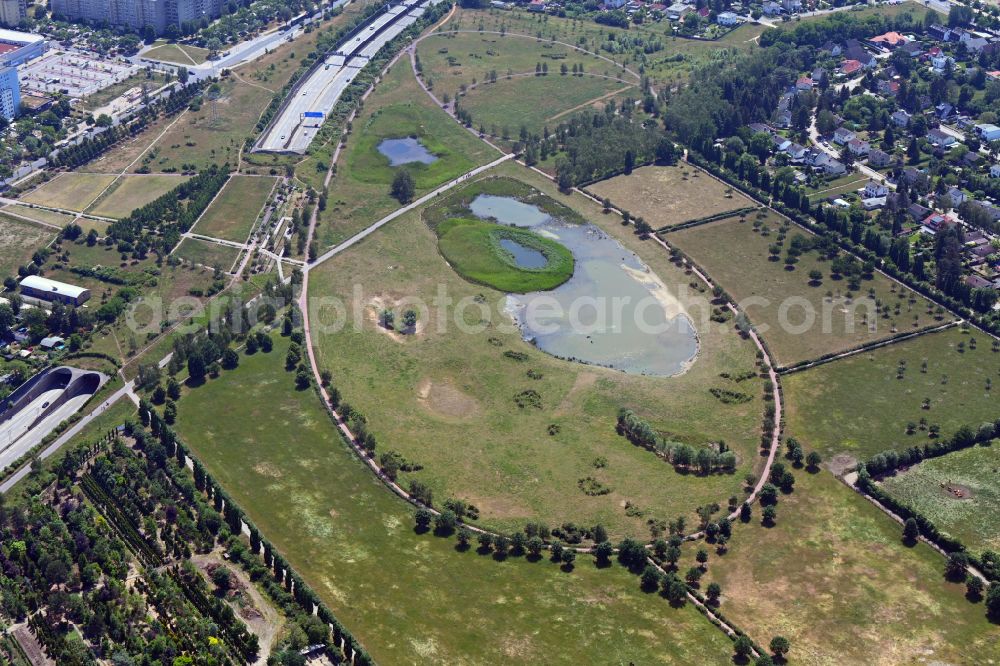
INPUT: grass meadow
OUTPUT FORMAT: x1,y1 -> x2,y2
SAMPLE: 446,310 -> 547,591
20,173 -> 116,212
783,327 -> 1000,464
143,42 -> 211,66
688,469 -> 998,665
173,238 -> 242,271
311,57 -> 496,249
587,165 -> 755,229
880,444 -> 1000,558
0,214 -> 56,279
308,162 -> 765,538
88,174 -> 191,219
666,213 -> 941,367
172,335 -> 737,664
191,175 -> 276,242
3,204 -> 79,227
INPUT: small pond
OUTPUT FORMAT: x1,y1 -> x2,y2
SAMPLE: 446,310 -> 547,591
377,137 -> 438,166
469,194 -> 699,377
499,238 -> 548,269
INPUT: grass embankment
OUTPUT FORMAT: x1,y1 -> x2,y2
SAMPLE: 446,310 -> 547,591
689,469 -> 997,664
172,335 -> 736,664
783,327 -> 1000,463
308,163 -> 765,538
880,444 -> 1000,558
666,213 -> 941,367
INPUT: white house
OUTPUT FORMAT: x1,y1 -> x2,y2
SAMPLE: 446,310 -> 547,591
833,127 -> 856,145
717,11 -> 740,25
891,110 -> 911,127
862,180 -> 889,198
975,124 -> 1000,142
848,138 -> 871,156
990,164 -> 1000,178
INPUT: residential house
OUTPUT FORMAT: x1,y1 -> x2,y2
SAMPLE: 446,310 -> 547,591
528,0 -> 547,12
811,68 -> 826,84
965,275 -> 992,289
927,24 -> 951,41
907,201 -> 931,220
921,212 -> 958,234
926,128 -> 956,147
891,109 -> 911,127
814,153 -> 846,176
931,54 -> 954,72
717,11 -> 740,25
868,148 -> 892,167
781,0 -> 801,11
840,59 -> 863,76
899,40 -> 923,56
784,143 -> 809,162
796,76 -> 813,91
848,138 -> 871,156
833,127 -> 856,144
877,80 -> 900,96
869,31 -> 909,49
748,122 -> 772,135
862,196 -> 887,210
762,1 -> 781,15
935,102 -> 954,120
862,180 -> 889,198
843,40 -> 876,68
945,187 -> 967,206
975,123 -> 1000,142
771,134 -> 792,152
666,2 -> 690,19
774,109 -> 793,128
821,41 -> 843,57
990,164 -> 1000,178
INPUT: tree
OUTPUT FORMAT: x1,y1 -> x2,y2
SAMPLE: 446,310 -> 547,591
212,566 -> 232,591
641,565 -> 661,591
221,348 -> 239,370
740,502 -> 752,523
733,635 -> 754,659
902,517 -> 919,545
966,575 -> 984,601
391,170 -> 415,204
593,524 -> 609,543
167,377 -> 181,400
706,581 -> 721,603
414,508 -> 433,531
433,509 -> 457,536
762,505 -> 777,526
755,656 -> 775,666
163,400 -> 177,424
945,552 -> 969,581
594,541 -> 613,566
695,549 -> 708,568
759,483 -> 778,506
986,584 -> 1000,620
402,309 -> 417,330
805,451 -> 821,471
685,566 -> 702,585
769,636 -> 790,659
664,576 -> 687,605
187,352 -> 206,383
561,548 -> 576,569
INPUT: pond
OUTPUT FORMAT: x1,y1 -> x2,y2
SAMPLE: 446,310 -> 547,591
377,137 -> 438,166
470,194 -> 699,377
499,237 -> 548,269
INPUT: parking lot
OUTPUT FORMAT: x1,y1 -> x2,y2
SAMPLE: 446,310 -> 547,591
20,51 -> 136,98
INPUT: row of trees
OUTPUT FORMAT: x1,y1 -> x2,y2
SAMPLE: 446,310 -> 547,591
616,409 -> 738,474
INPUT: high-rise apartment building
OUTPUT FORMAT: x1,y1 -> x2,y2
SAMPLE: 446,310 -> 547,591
50,0 -> 221,35
0,64 -> 19,120
0,0 -> 27,28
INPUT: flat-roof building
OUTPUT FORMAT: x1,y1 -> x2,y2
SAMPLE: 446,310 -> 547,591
0,27 -> 46,67
19,275 -> 91,306
0,0 -> 27,28
0,64 -> 17,120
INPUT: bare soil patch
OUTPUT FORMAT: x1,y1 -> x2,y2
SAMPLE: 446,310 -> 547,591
417,378 -> 481,419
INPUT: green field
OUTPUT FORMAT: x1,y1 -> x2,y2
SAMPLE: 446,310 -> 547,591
459,74 -> 633,136
172,334 -> 737,664
191,175 -> 275,243
174,237 -> 242,271
666,213 -> 941,367
588,165 -> 755,229
415,31 -> 632,102
20,173 -> 116,212
784,327 -> 1000,465
0,214 -> 56,280
143,42 -> 210,66
308,161 -> 765,538
313,57 -> 497,249
436,217 -> 574,292
88,174 -> 191,219
880,445 -> 1000,558
80,70 -> 170,112
2,204 -> 78,227
691,469 -> 997,665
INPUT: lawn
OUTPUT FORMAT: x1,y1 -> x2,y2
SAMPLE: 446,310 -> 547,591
587,165 -> 755,229
20,173 -> 116,212
171,334 -> 737,664
0,214 -> 56,280
88,174 -> 191,219
784,327 -> 1000,465
311,56 -> 496,249
191,175 -> 276,242
665,213 -> 942,367
689,469 -> 998,665
173,238 -> 242,271
880,444 -> 1000,558
308,161 -> 766,539
458,74 -> 634,136
143,42 -> 210,66
1,204 -> 78,227
415,31 -> 633,102
79,70 -> 169,113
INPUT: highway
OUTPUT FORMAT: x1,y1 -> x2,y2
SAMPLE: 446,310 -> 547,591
0,387 -> 65,453
256,0 -> 430,154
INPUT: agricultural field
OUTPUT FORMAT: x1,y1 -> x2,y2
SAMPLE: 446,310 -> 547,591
314,57 -> 496,248
308,161 -> 766,538
192,175 -> 276,242
415,30 -> 634,102
783,327 -> 1000,465
459,74 -> 634,136
19,173 -> 116,212
690,469 -> 997,665
173,238 -> 242,271
87,174 -> 191,219
172,334 -> 737,664
142,42 -> 211,66
0,214 -> 56,280
666,213 -> 941,367
1,204 -> 78,227
587,165 -> 755,229
880,444 -> 1000,558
